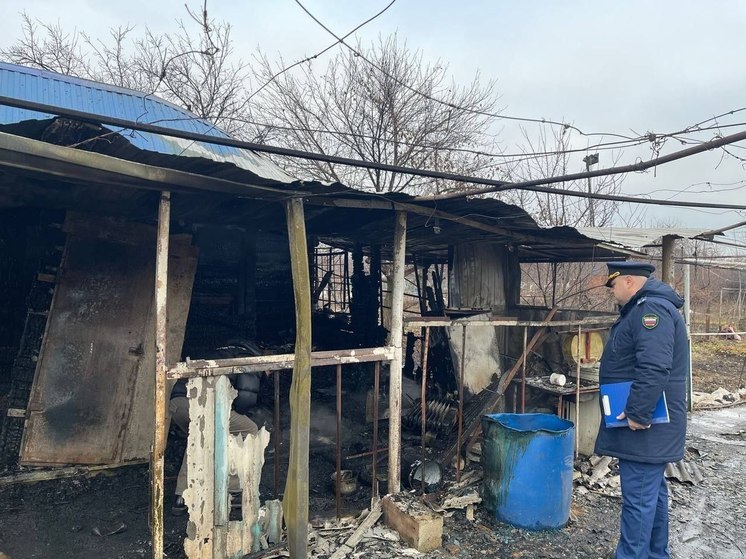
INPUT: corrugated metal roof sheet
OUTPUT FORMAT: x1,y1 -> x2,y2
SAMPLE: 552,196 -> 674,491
575,227 -> 716,249
0,62 -> 295,184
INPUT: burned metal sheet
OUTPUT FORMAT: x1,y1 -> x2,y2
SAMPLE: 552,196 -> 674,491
20,214 -> 196,465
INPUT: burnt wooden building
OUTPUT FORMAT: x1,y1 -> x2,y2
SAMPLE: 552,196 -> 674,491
0,62 -> 628,557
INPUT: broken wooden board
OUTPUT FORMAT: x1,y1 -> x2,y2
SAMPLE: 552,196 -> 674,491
382,495 -> 443,553
328,501 -> 383,559
442,490 -> 482,511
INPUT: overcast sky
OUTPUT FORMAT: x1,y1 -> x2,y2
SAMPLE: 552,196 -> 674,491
2,0 -> 745,232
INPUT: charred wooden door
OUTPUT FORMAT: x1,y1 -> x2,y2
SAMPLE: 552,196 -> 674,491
20,213 -> 196,465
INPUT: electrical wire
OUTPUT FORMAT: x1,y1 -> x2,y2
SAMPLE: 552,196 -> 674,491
247,0 -> 398,103
291,0 -> 746,151
3,94 -> 746,211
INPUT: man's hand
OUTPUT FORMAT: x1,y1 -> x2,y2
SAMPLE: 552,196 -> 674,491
616,411 -> 651,431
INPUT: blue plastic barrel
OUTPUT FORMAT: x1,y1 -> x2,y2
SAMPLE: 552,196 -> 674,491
480,413 -> 575,530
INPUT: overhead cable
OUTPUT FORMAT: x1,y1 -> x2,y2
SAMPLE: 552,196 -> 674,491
2,94 -> 746,211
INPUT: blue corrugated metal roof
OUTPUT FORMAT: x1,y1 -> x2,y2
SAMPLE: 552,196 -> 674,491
0,62 -> 295,183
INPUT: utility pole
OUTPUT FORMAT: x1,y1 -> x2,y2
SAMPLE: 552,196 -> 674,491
582,153 -> 599,226
661,235 -> 677,287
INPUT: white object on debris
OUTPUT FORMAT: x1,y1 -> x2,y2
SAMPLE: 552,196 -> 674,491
549,373 -> 567,387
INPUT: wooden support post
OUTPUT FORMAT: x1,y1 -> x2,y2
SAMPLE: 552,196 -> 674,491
283,198 -> 312,559
388,211 -> 407,494
151,191 -> 170,559
661,235 -> 676,287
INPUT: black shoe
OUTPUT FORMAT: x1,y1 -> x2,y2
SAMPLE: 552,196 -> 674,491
172,496 -> 187,516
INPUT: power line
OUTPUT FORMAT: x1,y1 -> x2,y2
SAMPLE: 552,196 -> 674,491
3,94 -> 746,212
291,0 -> 746,152
247,0 -> 398,103
291,0 -> 595,137
422,128 -> 746,202
152,112 -> 746,174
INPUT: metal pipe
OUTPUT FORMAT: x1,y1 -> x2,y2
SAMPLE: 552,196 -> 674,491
551,262 -> 558,308
683,264 -> 693,412
521,326 -> 527,414
457,324 -> 466,482
575,325 -> 582,459
336,363 -> 342,519
420,326 -> 431,493
273,370 -> 280,497
372,361 -> 380,502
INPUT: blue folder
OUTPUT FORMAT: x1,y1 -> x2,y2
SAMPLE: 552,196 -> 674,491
599,381 -> 670,428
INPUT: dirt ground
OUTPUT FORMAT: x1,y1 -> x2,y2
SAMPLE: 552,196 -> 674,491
1,405 -> 744,559
1,362 -> 745,558
691,338 -> 746,393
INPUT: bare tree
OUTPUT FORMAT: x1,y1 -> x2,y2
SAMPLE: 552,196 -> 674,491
250,33 -> 502,194
1,11 -> 255,138
504,127 -> 644,310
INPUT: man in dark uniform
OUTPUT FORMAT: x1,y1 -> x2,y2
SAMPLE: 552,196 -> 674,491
595,262 -> 688,559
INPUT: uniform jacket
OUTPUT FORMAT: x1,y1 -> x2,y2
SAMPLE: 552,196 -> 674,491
594,278 -> 688,463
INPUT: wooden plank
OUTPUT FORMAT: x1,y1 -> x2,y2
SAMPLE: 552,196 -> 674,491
328,500 -> 383,559
184,378 -> 216,559
283,198 -> 312,559
168,346 -> 394,379
152,191 -> 170,559
387,210 -> 407,494
382,495 -> 443,553
0,462 -> 145,486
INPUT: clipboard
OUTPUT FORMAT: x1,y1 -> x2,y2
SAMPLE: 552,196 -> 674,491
600,381 -> 669,428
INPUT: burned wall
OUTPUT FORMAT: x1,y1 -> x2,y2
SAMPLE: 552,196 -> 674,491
0,208 -> 65,468
182,227 -> 296,357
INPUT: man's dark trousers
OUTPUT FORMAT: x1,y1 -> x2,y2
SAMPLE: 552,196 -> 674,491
615,460 -> 669,559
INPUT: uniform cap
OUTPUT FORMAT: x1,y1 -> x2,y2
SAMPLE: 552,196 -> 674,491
605,261 -> 655,287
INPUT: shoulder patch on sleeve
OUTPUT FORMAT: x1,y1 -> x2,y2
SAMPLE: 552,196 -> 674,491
642,313 -> 659,329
